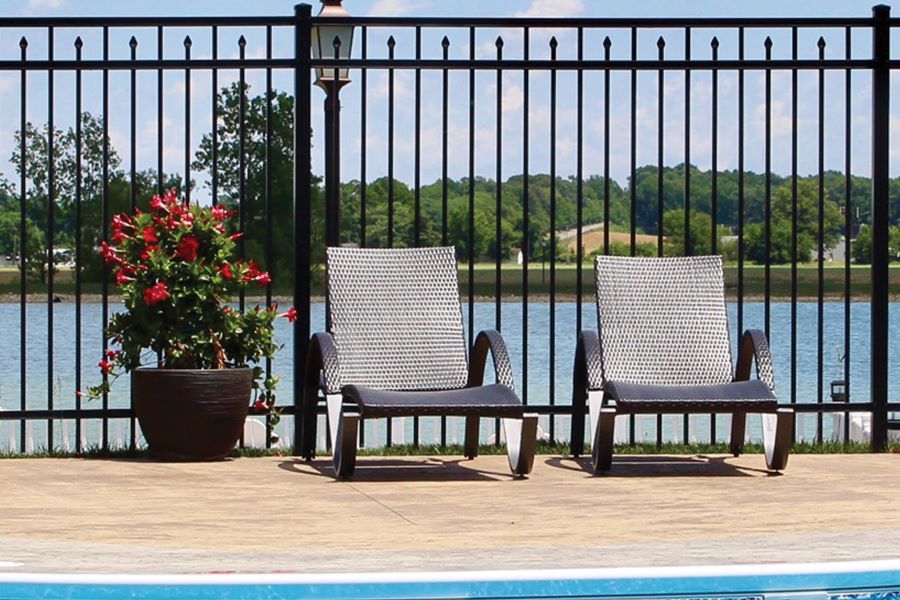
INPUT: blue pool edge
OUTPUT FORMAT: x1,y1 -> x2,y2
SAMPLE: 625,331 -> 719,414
2,559 -> 900,598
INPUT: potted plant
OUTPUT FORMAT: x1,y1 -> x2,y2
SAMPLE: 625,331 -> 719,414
85,190 -> 296,460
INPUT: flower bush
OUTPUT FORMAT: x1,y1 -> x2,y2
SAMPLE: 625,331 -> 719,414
86,190 -> 295,429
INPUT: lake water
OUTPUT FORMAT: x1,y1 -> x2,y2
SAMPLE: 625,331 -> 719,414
0,300 -> 894,452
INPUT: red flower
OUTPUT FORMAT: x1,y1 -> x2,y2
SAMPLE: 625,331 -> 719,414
211,205 -> 235,222
241,260 -> 260,283
115,269 -> 134,285
219,263 -> 234,281
112,214 -> 132,230
230,232 -> 244,242
143,281 -> 170,305
98,359 -> 113,376
279,306 -> 298,323
104,349 -> 120,360
254,272 -> 272,287
252,399 -> 268,412
100,242 -> 122,265
142,226 -> 159,244
180,211 -> 195,227
153,215 -> 177,231
111,214 -> 133,243
150,189 -> 180,213
175,235 -> 200,262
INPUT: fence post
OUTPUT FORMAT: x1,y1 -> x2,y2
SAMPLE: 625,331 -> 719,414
871,4 -> 890,452
293,2 -> 313,456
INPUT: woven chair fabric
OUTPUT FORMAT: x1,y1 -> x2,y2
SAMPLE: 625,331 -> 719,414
595,255 -> 734,386
310,332 -> 342,394
743,329 -> 776,390
342,383 -> 523,418
579,330 -> 605,391
476,330 -> 516,390
327,246 -> 469,391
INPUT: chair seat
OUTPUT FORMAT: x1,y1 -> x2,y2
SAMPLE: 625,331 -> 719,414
605,379 -> 777,413
342,383 -> 524,418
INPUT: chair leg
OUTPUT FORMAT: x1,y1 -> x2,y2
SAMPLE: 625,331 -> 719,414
301,388 -> 322,460
571,344 -> 588,457
464,416 -> 479,459
570,385 -> 587,458
762,408 -> 793,472
591,407 -> 617,474
333,413 -> 359,479
730,412 -> 746,457
325,393 -> 343,454
502,414 -> 538,477
587,390 -> 604,450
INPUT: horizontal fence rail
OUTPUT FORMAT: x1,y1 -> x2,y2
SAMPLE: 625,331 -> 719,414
0,5 -> 897,455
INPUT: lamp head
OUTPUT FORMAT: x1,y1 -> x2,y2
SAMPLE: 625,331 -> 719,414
312,0 -> 353,91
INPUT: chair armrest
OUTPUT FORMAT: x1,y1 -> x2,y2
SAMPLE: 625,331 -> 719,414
307,332 -> 342,394
571,329 -> 603,457
576,329 -> 604,392
735,329 -> 775,391
300,332 -> 342,460
468,330 -> 516,390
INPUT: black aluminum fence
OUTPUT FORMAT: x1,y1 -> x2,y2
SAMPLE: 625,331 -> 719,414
0,5 -> 898,454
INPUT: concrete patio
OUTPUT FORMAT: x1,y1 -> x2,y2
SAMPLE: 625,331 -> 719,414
1,453 -> 899,574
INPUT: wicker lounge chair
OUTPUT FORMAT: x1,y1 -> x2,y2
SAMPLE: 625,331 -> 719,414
571,255 -> 793,473
301,246 -> 538,479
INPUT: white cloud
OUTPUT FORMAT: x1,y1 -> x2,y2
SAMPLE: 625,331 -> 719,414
22,0 -> 63,13
503,85 -> 524,113
367,0 -> 431,16
516,0 -> 584,18
370,70 -> 413,100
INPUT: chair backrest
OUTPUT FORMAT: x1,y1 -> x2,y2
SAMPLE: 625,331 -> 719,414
327,246 -> 469,391
594,255 -> 733,386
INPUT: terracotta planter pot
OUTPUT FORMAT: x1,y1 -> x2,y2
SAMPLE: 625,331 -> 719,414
132,367 -> 253,461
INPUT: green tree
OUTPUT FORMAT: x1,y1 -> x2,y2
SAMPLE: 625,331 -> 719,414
0,211 -> 50,282
853,225 -> 871,264
853,224 -> 900,264
745,219 -> 813,265
9,114 -> 122,282
744,179 -> 842,265
193,82 -> 321,284
10,113 -> 186,284
662,208 -> 728,256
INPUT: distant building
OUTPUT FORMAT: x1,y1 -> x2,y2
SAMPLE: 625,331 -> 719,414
510,247 -> 523,265
821,237 -> 847,263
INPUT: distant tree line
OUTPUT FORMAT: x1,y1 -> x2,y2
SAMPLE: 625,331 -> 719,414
338,170 -> 866,265
0,82 -> 894,287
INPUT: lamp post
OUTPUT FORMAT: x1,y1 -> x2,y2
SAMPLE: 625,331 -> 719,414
312,0 -> 353,251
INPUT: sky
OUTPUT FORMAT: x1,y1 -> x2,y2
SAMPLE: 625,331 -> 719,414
0,0 -> 898,205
